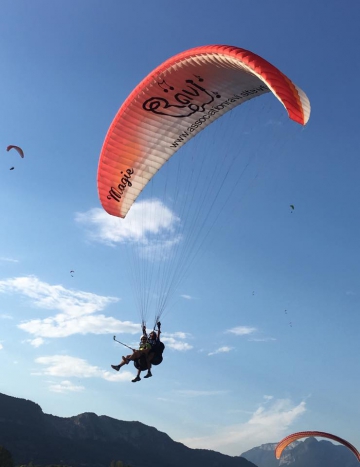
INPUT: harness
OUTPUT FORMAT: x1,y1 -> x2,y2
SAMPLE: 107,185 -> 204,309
133,337 -> 165,371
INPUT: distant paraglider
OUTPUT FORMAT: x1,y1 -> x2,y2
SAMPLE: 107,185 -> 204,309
275,431 -> 360,462
290,204 -> 295,212
5,145 -> 24,170
7,145 -> 24,158
70,270 -> 74,277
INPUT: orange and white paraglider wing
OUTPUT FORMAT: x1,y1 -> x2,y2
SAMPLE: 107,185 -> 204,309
275,431 -> 360,461
97,44 -> 311,219
7,145 -> 24,158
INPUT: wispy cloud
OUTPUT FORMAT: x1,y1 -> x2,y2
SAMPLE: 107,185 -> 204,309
227,326 -> 257,336
47,380 -> 85,393
75,201 -> 181,260
208,346 -> 233,356
0,314 -> 13,320
176,390 -> 229,397
345,290 -> 356,296
180,398 -> 306,455
161,332 -> 193,351
0,275 -> 140,339
226,326 -> 275,342
263,395 -> 274,401
266,119 -> 283,127
0,257 -> 19,263
34,355 -> 133,382
0,343 -> 3,350
180,294 -> 195,300
248,337 -> 276,342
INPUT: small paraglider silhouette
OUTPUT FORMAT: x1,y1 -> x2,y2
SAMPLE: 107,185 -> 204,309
9,167 -> 14,171
290,204 -> 295,213
70,270 -> 74,277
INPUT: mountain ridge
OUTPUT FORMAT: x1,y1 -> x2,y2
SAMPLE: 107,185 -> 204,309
1,392 -> 358,467
0,392 -> 255,467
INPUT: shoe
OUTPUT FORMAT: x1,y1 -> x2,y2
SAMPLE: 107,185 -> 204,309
132,376 -> 141,383
111,365 -> 120,371
122,356 -> 130,364
144,371 -> 152,378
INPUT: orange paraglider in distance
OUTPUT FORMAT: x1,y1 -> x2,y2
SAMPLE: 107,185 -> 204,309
7,145 -> 24,158
275,431 -> 360,462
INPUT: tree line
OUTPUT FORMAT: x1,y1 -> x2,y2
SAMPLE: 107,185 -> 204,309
0,446 -> 132,467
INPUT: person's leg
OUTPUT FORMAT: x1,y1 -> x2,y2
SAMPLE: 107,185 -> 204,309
147,352 -> 154,367
111,353 -> 133,371
143,352 -> 152,378
132,368 -> 141,383
128,350 -> 143,360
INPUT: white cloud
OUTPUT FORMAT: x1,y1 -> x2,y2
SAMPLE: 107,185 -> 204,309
180,398 -> 306,456
0,343 -> 3,350
19,315 -> 138,339
227,326 -> 257,336
34,355 -> 133,382
0,275 -> 140,339
161,331 -> 193,351
75,201 -> 181,260
28,337 -> 45,348
162,337 -> 193,351
170,332 -> 190,339
208,346 -> 233,356
0,276 -> 118,315
48,380 -> 85,393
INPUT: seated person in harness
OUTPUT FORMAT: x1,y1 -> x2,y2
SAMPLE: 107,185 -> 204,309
111,322 -> 164,383
111,335 -> 151,375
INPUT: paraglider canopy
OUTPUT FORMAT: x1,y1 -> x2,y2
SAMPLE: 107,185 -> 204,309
7,145 -> 24,158
275,431 -> 360,461
96,44 -> 311,328
97,44 -> 310,220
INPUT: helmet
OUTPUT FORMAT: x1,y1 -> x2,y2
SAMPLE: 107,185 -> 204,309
140,335 -> 147,342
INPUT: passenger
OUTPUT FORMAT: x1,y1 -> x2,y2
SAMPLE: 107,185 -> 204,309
111,335 -> 151,382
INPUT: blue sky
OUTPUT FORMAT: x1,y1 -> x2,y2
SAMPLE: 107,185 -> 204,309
0,0 -> 359,457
